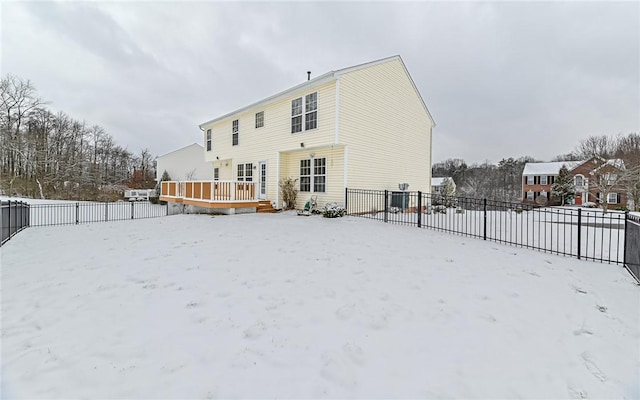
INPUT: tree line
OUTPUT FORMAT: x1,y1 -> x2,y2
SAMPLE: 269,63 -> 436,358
433,133 -> 640,207
0,74 -> 156,201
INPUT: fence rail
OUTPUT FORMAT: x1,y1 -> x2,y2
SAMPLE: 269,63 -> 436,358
346,189 -> 638,282
1,201 -> 30,246
1,201 -> 173,246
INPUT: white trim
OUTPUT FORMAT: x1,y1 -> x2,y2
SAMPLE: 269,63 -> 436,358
258,161 -> 267,200
343,146 -> 348,191
200,74 -> 335,128
334,77 -> 340,144
276,152 -> 280,207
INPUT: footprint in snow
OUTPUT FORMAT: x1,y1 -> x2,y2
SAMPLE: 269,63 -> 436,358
342,343 -> 364,365
581,352 -> 607,382
319,351 -> 357,389
567,385 -> 588,399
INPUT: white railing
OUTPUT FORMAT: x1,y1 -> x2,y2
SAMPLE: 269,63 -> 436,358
160,180 -> 257,202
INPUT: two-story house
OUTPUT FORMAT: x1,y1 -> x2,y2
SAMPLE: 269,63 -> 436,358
522,157 -> 627,208
160,56 -> 435,212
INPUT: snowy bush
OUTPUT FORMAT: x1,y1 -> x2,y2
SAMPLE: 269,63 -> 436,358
433,205 -> 447,214
583,202 -> 597,208
322,203 -> 346,218
279,177 -> 299,210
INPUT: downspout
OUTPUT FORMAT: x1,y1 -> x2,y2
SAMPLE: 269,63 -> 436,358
334,77 -> 340,145
276,152 -> 281,208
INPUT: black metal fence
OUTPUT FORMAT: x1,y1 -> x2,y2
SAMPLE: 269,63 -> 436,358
29,201 -> 171,227
624,213 -> 640,282
346,189 -> 637,281
1,201 -> 30,246
0,201 -> 173,246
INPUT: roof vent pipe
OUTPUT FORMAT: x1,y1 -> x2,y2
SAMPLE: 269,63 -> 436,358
307,71 -> 311,81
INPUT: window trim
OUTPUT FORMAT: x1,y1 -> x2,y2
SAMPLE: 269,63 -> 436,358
291,91 -> 318,134
299,157 -> 326,193
213,167 -> 219,181
299,159 -> 311,192
237,163 -> 253,182
540,175 -> 548,185
526,190 -> 534,200
232,119 -> 239,146
607,192 -> 618,204
255,111 -> 264,129
526,176 -> 534,185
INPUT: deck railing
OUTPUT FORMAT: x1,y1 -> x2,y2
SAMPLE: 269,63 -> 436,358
160,180 -> 257,202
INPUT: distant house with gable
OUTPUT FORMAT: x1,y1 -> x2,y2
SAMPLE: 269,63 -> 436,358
522,156 -> 627,208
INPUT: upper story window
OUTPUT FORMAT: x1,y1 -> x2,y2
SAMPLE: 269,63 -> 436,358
607,192 -> 618,204
255,111 -> 264,128
206,129 -> 212,151
291,98 -> 303,133
232,120 -> 239,146
526,176 -> 534,185
540,176 -> 548,185
292,92 -> 318,134
602,173 -> 617,185
305,93 -> 317,130
574,175 -> 584,186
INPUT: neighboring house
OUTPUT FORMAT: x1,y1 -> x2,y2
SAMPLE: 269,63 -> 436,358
431,177 -> 455,194
156,143 -> 211,182
161,55 -> 435,211
571,156 -> 627,208
522,156 -> 627,208
522,161 -> 580,205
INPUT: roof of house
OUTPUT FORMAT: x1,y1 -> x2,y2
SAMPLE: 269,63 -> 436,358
199,55 -> 435,128
522,161 -> 582,176
156,143 -> 203,159
431,177 -> 451,186
592,158 -> 626,173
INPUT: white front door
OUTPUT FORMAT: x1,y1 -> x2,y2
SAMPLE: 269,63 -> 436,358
259,161 -> 267,200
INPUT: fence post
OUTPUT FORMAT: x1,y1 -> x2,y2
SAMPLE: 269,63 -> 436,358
131,201 -> 134,220
483,198 -> 487,240
417,191 -> 422,228
623,211 -> 628,266
75,202 -> 79,225
105,202 -> 108,222
384,190 -> 389,223
165,202 -> 169,216
577,208 -> 582,259
344,188 -> 348,214
8,201 -> 12,238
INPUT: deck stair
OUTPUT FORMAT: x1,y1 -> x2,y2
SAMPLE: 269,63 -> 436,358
257,200 -> 278,213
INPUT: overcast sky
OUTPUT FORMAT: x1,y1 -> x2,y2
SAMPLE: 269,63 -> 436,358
2,1 -> 638,164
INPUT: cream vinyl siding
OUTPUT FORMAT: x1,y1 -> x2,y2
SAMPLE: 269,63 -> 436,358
338,58 -> 433,196
202,81 -> 337,203
280,146 -> 345,209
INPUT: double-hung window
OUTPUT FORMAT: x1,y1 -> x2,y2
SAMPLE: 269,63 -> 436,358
299,157 -> 326,193
526,176 -> 534,185
305,93 -> 317,130
607,193 -> 618,204
313,157 -> 326,192
540,176 -> 548,185
291,99 -> 303,133
291,92 -> 317,133
232,120 -> 239,146
206,129 -> 212,151
300,160 -> 311,192
237,163 -> 253,182
255,111 -> 264,128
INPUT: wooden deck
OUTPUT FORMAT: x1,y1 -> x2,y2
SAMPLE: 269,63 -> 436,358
160,180 -> 260,209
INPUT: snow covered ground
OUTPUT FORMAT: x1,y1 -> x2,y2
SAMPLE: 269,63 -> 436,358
1,213 -> 639,398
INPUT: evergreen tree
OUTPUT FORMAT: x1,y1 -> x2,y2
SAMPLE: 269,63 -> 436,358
551,166 -> 576,205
